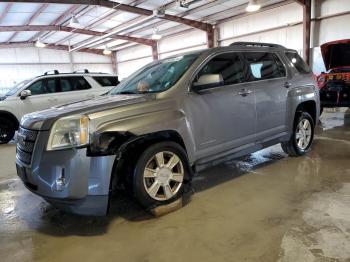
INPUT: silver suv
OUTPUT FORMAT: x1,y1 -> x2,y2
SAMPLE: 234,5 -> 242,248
16,42 -> 320,216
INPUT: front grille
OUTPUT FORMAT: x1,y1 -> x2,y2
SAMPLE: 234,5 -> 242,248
16,127 -> 38,165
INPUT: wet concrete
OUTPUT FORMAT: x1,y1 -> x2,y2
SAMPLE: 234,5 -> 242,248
0,108 -> 349,262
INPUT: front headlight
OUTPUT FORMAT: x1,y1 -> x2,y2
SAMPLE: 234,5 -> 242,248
47,115 -> 90,151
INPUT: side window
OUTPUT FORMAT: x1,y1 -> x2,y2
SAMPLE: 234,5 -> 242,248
285,51 -> 310,74
59,78 -> 73,92
195,52 -> 245,87
27,80 -> 45,95
46,78 -> 57,93
93,76 -> 119,87
73,77 -> 91,90
244,52 -> 286,81
58,77 -> 91,92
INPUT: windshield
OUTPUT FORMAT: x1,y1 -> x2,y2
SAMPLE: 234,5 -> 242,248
110,53 -> 199,95
5,79 -> 32,96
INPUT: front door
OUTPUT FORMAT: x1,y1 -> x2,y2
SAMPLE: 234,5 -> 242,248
185,52 -> 256,160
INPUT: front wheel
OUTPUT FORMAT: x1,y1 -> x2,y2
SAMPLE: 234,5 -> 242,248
281,112 -> 315,157
0,117 -> 16,144
133,142 -> 190,209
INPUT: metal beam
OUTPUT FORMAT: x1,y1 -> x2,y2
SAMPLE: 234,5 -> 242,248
302,0 -> 311,65
0,25 -> 155,46
7,3 -> 49,43
1,0 -> 211,31
0,41 -> 104,55
0,3 -> 12,24
29,4 -> 82,42
54,0 -> 147,45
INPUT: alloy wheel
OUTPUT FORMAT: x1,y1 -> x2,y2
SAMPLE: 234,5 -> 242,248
295,119 -> 312,150
143,151 -> 184,201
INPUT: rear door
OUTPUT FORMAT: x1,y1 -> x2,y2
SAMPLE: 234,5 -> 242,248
55,76 -> 94,105
242,51 -> 289,141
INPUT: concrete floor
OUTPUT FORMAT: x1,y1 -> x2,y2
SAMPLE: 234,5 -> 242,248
0,109 -> 350,262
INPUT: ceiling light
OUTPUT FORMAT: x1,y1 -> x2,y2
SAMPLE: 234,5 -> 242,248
69,14 -> 80,28
151,29 -> 162,40
103,46 -> 112,55
35,38 -> 46,48
246,0 -> 261,12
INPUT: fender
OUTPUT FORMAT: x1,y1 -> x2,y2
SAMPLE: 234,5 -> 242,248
88,108 -> 196,164
286,84 -> 319,131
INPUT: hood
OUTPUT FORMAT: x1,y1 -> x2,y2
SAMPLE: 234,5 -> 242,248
21,94 -> 151,130
321,39 -> 350,70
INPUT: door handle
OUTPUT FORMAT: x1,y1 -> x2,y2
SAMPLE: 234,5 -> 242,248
238,89 -> 252,97
283,82 -> 292,88
87,94 -> 95,99
48,98 -> 57,103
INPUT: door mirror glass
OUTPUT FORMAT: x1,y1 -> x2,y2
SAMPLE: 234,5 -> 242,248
20,90 -> 32,100
192,74 -> 223,92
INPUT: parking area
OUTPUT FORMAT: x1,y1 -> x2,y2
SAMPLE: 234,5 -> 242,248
1,108 -> 349,262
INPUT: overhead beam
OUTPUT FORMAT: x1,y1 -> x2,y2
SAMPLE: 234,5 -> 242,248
2,0 -> 211,31
7,3 -> 48,43
29,4 -> 82,42
0,41 -> 104,55
0,25 -> 155,46
0,3 -> 12,24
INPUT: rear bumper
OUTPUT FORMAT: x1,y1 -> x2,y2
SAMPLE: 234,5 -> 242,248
16,129 -> 116,216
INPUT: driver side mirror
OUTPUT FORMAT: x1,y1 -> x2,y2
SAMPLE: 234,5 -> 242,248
192,74 -> 224,93
20,90 -> 31,100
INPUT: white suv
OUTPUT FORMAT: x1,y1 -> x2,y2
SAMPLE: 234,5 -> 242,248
0,70 -> 119,144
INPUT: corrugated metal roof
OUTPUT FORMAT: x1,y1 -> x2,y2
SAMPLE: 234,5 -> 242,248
0,0 -> 286,51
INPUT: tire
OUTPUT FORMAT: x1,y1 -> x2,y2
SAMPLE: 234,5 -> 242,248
133,141 -> 191,209
0,117 -> 16,144
281,112 -> 314,157
320,105 -> 324,116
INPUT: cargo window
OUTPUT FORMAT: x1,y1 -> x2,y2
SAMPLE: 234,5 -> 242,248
285,51 -> 310,74
93,76 -> 119,87
244,52 -> 286,81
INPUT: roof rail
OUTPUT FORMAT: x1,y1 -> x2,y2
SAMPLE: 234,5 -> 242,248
73,69 -> 90,73
230,42 -> 286,49
44,70 -> 59,75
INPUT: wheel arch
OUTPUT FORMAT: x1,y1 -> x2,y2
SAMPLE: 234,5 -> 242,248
295,100 -> 317,124
0,110 -> 19,130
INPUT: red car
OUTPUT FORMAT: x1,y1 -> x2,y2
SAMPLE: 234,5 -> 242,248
317,39 -> 350,113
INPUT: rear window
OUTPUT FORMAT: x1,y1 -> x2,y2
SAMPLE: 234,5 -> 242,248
285,51 -> 310,74
93,76 -> 119,87
243,52 -> 286,81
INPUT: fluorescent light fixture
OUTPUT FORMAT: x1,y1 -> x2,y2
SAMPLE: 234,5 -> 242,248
69,15 -> 80,28
151,29 -> 162,40
103,46 -> 112,55
246,0 -> 261,12
35,38 -> 46,48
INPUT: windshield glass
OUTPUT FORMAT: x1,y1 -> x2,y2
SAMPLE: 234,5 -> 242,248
5,79 -> 32,96
110,53 -> 199,95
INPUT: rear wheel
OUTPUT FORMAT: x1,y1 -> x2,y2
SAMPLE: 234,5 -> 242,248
0,117 -> 16,144
281,112 -> 314,157
133,142 -> 190,209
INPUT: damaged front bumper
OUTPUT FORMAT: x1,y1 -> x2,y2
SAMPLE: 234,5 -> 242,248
16,128 -> 116,216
